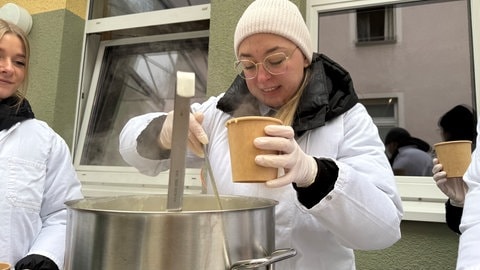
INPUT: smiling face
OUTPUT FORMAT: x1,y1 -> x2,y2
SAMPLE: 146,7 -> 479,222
237,34 -> 309,109
0,33 -> 26,100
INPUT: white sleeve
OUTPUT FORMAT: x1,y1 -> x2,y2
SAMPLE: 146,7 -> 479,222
307,104 -> 403,250
29,132 -> 84,268
457,137 -> 480,269
119,112 -> 170,176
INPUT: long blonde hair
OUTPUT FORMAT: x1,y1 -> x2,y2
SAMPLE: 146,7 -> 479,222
0,19 -> 30,106
274,69 -> 311,126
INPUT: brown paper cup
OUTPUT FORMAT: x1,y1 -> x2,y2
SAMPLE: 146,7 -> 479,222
434,140 -> 472,178
226,116 -> 283,182
0,262 -> 11,270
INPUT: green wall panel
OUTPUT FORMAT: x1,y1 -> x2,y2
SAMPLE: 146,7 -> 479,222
27,9 -> 84,146
356,221 -> 458,269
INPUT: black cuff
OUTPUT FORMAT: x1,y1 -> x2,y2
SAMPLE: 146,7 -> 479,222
445,199 -> 463,234
136,115 -> 171,160
15,254 -> 59,270
293,158 -> 338,209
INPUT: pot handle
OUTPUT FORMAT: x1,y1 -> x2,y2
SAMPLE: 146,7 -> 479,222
230,248 -> 297,270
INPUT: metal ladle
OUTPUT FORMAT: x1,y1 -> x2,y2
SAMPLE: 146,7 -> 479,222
200,134 -> 223,210
166,71 -> 195,211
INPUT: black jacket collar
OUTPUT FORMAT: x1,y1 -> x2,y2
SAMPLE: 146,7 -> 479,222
0,97 -> 35,131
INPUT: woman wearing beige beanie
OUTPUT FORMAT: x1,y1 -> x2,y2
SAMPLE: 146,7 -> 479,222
119,0 -> 403,269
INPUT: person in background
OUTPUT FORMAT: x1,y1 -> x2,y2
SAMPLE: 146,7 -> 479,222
432,105 -> 476,234
119,0 -> 403,269
0,19 -> 83,269
438,104 -> 476,148
456,121 -> 480,269
384,127 -> 433,176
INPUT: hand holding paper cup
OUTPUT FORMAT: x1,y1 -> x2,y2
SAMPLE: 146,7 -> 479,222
434,140 -> 472,178
226,116 -> 283,182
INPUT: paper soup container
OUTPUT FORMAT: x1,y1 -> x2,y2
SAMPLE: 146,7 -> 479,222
226,116 -> 283,182
434,140 -> 472,178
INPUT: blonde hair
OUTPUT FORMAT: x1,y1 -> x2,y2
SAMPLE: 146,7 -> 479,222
0,19 -> 30,106
274,69 -> 310,126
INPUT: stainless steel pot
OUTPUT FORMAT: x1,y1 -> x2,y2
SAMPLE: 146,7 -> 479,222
64,194 -> 295,270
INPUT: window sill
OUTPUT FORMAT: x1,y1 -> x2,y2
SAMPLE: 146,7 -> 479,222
396,176 -> 448,223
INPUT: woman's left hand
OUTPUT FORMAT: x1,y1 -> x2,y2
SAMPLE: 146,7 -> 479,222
254,125 -> 317,188
432,158 -> 467,206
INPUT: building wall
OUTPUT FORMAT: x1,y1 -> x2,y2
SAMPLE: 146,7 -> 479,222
0,0 -> 87,146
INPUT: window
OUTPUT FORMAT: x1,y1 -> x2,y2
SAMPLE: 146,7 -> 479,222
74,1 -> 210,196
89,0 -> 210,19
356,5 -> 395,44
360,97 -> 399,141
76,32 -> 209,167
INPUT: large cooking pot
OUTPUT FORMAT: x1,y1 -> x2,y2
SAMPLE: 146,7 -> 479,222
64,194 -> 296,270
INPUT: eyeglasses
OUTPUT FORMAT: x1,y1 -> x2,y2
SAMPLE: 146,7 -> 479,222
234,46 -> 298,80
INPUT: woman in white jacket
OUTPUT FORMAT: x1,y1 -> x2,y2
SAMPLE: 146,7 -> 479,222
0,19 -> 83,269
119,0 -> 403,269
455,120 -> 480,269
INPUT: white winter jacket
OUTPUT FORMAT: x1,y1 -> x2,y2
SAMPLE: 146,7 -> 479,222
119,96 -> 403,269
0,120 -> 83,268
458,121 -> 480,270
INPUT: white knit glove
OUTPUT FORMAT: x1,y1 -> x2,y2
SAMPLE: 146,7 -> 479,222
158,110 -> 208,157
432,158 -> 467,206
254,125 -> 318,188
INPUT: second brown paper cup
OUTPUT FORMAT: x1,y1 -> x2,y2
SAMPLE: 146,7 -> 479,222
226,116 -> 283,182
434,140 -> 472,178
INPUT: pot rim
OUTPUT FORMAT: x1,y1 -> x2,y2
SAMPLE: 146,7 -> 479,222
66,194 -> 278,214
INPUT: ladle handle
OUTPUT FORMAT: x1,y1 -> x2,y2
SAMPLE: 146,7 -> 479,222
229,248 -> 297,269
166,71 -> 195,211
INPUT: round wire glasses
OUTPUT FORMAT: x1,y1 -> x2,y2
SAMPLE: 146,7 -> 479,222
234,46 -> 298,80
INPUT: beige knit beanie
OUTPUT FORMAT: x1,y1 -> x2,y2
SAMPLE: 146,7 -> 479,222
234,0 -> 313,63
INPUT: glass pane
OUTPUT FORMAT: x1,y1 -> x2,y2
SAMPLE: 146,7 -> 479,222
79,35 -> 209,166
362,99 -> 396,118
90,0 -> 210,19
105,20 -> 211,41
318,0 -> 474,175
357,7 -> 387,42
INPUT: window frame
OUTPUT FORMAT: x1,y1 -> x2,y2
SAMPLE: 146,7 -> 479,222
359,93 -> 404,129
356,5 -> 396,44
73,3 -> 211,196
74,4 -> 210,157
74,30 -> 209,170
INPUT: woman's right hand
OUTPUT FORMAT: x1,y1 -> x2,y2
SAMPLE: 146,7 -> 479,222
432,158 -> 467,206
158,110 -> 209,157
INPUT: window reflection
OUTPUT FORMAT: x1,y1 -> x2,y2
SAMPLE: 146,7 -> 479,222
356,5 -> 395,43
89,0 -> 210,19
318,0 -> 475,176
78,34 -> 209,166
317,0 -> 474,176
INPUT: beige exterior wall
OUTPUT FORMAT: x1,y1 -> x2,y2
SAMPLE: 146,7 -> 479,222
0,0 -> 87,18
